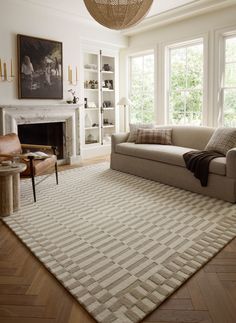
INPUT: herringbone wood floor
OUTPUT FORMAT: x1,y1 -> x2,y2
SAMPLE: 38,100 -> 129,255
0,156 -> 236,323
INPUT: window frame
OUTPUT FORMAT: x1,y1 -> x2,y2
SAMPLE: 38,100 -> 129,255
218,31 -> 236,127
128,50 -> 155,124
165,36 -> 208,126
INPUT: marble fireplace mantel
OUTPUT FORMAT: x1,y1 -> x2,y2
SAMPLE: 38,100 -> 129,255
0,104 -> 81,164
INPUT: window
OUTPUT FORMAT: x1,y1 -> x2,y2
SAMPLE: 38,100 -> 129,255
167,40 -> 204,125
221,35 -> 236,127
129,53 -> 154,123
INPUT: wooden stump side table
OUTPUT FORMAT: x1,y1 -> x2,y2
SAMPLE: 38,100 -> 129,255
0,163 -> 27,217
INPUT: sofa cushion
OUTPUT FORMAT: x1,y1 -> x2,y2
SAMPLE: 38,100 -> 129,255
136,128 -> 172,145
127,123 -> 154,142
116,143 -> 226,176
205,127 -> 236,155
155,126 -> 214,150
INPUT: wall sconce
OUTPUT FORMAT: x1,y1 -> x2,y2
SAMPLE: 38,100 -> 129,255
68,65 -> 78,86
0,58 -> 15,82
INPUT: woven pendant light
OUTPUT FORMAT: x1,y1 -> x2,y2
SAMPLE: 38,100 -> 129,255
83,0 -> 153,30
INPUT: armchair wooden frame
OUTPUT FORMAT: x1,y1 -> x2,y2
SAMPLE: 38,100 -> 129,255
0,143 -> 58,203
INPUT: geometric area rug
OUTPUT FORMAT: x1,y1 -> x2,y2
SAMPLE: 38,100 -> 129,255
3,163 -> 236,323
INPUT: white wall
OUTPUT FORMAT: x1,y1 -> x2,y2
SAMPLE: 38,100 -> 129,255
0,0 -> 126,105
120,4 -> 236,127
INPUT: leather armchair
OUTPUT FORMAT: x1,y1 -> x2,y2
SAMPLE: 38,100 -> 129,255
0,133 -> 58,202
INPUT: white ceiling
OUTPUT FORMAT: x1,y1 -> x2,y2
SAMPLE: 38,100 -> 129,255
146,0 -> 198,17
26,0 -> 199,21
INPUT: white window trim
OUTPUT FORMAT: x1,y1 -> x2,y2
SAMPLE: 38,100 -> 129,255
128,50 -> 155,124
216,29 -> 236,127
164,36 -> 208,126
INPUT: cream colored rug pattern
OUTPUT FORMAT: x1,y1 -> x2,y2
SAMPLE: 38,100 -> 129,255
3,163 -> 236,323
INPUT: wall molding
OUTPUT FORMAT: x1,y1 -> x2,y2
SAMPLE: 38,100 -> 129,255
122,0 -> 236,36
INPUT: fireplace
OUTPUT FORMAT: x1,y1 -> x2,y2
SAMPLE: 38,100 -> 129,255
0,104 -> 80,164
18,122 -> 64,159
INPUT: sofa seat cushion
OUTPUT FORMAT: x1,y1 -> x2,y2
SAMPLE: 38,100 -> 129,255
116,143 -> 226,176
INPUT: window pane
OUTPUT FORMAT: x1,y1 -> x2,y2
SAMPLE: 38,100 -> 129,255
186,44 -> 203,88
225,63 -> 236,87
169,91 -> 186,124
130,54 -> 154,123
169,41 -> 203,125
185,90 -> 203,125
144,54 -> 154,73
131,56 -> 143,74
225,37 -> 236,62
170,48 -> 186,89
224,89 -> 236,127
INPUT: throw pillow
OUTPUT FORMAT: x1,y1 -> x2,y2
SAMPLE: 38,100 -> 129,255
205,127 -> 236,155
136,128 -> 172,145
127,123 -> 154,142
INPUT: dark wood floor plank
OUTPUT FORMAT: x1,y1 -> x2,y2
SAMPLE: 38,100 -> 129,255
196,271 -> 236,323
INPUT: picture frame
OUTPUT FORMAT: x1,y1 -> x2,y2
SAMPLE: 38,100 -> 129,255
17,34 -> 63,99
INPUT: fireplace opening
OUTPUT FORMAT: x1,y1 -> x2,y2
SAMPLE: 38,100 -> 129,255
18,122 -> 64,160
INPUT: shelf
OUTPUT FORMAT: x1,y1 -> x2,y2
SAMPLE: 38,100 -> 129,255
102,89 -> 114,92
103,107 -> 115,110
102,71 -> 114,74
102,125 -> 115,128
84,88 -> 99,91
85,108 -> 99,111
85,126 -> 99,130
85,142 -> 99,146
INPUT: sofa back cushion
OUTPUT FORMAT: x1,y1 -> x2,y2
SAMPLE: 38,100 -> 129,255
136,128 -> 172,145
127,123 -> 154,142
155,125 -> 214,150
205,127 -> 236,155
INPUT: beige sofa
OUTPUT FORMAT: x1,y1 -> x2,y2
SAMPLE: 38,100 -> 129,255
110,126 -> 236,203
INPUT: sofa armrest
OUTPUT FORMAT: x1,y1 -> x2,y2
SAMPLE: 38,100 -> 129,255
111,133 -> 129,153
226,148 -> 236,178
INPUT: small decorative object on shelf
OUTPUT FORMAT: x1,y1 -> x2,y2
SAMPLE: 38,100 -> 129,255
103,64 -> 112,72
103,100 -> 112,108
84,63 -> 97,70
67,89 -> 79,104
84,98 -> 88,109
103,80 -> 113,89
86,133 -> 98,144
88,102 -> 96,108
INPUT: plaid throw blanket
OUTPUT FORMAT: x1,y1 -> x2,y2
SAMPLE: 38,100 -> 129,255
183,150 -> 224,186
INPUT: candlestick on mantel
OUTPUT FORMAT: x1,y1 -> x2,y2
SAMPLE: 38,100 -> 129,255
0,59 -> 2,77
70,68 -> 73,84
11,59 -> 13,77
68,65 -> 78,85
68,65 -> 70,82
3,63 -> 7,81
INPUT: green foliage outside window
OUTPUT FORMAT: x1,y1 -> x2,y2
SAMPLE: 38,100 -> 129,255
169,43 -> 203,125
130,54 -> 154,123
224,37 -> 236,127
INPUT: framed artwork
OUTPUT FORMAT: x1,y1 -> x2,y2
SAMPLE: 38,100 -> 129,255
17,34 -> 63,99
